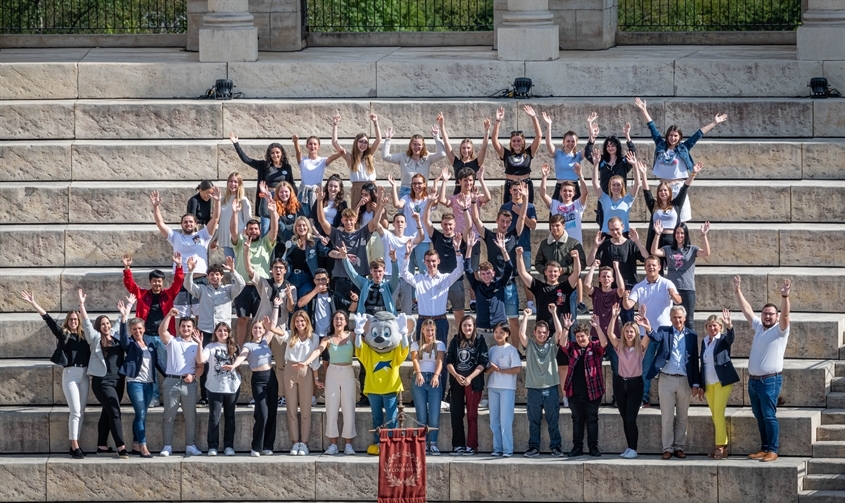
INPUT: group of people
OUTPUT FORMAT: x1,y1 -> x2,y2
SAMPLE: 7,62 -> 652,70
28,98 -> 791,464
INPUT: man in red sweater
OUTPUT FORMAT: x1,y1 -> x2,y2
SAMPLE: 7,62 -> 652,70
123,252 -> 184,407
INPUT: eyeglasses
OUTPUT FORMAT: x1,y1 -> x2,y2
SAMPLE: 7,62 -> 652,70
357,139 -> 369,144
510,131 -> 523,137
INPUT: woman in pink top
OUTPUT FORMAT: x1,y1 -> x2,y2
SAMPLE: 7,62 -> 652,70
606,303 -> 652,459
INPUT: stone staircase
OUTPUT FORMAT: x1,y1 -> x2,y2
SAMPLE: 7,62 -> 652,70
1,46 -> 844,502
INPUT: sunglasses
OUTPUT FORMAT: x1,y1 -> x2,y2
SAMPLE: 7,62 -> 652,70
510,131 -> 523,137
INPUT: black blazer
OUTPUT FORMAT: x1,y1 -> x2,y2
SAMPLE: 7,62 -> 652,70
645,325 -> 700,389
699,328 -> 740,388
118,322 -> 166,379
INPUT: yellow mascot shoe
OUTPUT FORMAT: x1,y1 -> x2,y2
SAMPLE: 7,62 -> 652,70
367,444 -> 380,456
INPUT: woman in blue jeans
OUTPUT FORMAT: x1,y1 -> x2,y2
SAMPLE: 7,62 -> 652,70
119,315 -> 164,458
410,320 -> 446,455
282,216 -> 330,300
486,322 -> 520,457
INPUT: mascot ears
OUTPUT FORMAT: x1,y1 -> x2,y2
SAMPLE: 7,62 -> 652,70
396,314 -> 416,338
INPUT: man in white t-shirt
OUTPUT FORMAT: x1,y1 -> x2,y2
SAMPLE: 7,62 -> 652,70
538,162 -> 588,244
150,189 -> 221,317
379,212 -> 422,315
624,255 -> 681,406
157,308 -> 202,457
733,275 -> 792,463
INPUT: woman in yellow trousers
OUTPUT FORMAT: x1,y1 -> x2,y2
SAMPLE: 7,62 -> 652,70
698,309 -> 740,459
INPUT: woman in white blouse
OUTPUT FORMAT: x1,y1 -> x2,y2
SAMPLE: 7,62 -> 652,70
331,112 -> 382,208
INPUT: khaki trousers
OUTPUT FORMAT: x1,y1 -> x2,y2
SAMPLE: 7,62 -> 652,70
284,363 -> 314,444
658,373 -> 691,452
324,364 -> 357,439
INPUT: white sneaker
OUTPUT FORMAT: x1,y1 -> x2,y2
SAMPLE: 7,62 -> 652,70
344,444 -> 356,455
160,445 -> 172,457
278,397 -> 286,406
526,301 -> 536,312
562,396 -> 569,408
325,444 -> 339,455
185,445 -> 202,456
299,443 -> 309,456
149,398 -> 160,408
248,399 -> 255,408
207,448 -> 218,456
479,399 -> 488,409
224,447 -> 235,456
441,402 -> 450,411
290,443 -> 300,456
428,445 -> 440,456
262,449 -> 273,456
251,450 -> 261,457
311,396 -> 317,406
619,448 -> 631,458
625,449 -> 638,459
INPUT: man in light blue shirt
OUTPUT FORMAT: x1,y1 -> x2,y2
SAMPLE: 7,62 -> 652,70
644,305 -> 700,459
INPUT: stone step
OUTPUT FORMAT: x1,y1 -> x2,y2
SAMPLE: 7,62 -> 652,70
816,425 -> 845,441
803,475 -> 845,492
800,490 -> 845,503
812,441 -> 845,458
807,458 -> 845,475
836,362 -> 845,377
0,452 -> 808,503
2,264 -> 843,314
3,222 -> 844,271
0,353 -> 833,410
0,404 -> 821,458
826,393 -> 845,409
821,409 -> 845,425
832,377 -> 845,393
3,179 -> 843,226
2,97 -> 842,141
3,138 -> 844,184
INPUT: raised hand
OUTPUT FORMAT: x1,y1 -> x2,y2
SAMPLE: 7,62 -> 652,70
388,247 -> 397,262
337,242 -> 349,259
700,221 -> 710,236
542,111 -> 552,126
291,134 -> 299,143
21,290 -> 35,305
634,97 -> 647,112
404,239 -> 414,259
523,308 -> 533,317
168,308 -> 179,318
77,288 -> 86,305
515,246 -> 524,256
385,127 -> 394,140
634,314 -> 651,333
332,113 -> 341,125
586,111 -> 598,124
714,113 -> 728,124
589,314 -> 600,328
229,131 -> 239,143
210,186 -> 221,201
519,183 -> 529,198
261,316 -> 273,330
653,221 -> 664,235
187,257 -> 197,272
149,191 -> 162,207
573,162 -> 582,178
122,253 -> 132,268
440,165 -> 452,182
561,312 -> 574,329
523,105 -> 536,117
549,303 -> 558,315
117,300 -> 130,319
467,232 -> 479,251
594,231 -> 605,246
483,118 -> 491,131
493,233 -> 507,251
779,278 -> 792,297
495,107 -> 505,122
629,227 -> 641,243
436,112 -> 444,127
692,162 -> 704,176
387,175 -> 396,187
611,303 -> 621,318
370,113 -> 378,123
623,122 -> 631,138
430,124 -> 439,137
126,293 -> 137,306
570,249 -> 580,260
541,163 -> 550,178
591,148 -> 601,164
625,150 -> 637,164
190,329 -> 202,345
721,309 -> 732,329
477,165 -> 485,180
314,185 -> 323,201
273,295 -> 283,308
452,232 -> 463,251
732,275 -> 741,293
224,256 -> 235,272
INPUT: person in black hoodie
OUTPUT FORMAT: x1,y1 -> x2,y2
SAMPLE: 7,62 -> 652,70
445,315 -> 489,456
229,131 -> 296,237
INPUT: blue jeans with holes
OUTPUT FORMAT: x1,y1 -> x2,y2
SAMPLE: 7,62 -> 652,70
126,381 -> 154,445
748,374 -> 782,453
369,392 -> 398,445
411,373 -> 441,443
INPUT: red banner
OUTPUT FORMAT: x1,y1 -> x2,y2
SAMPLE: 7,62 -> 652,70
377,428 -> 427,503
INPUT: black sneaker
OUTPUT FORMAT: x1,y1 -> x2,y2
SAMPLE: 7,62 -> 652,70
118,448 -> 130,459
589,446 -> 602,457
197,398 -> 208,407
356,397 -> 369,407
469,300 -> 477,313
451,447 -> 466,456
566,447 -> 584,457
524,447 -> 540,458
70,448 -> 84,459
95,447 -> 115,454
462,447 -> 476,456
550,447 -> 565,457
611,397 -> 617,408
577,302 -> 590,315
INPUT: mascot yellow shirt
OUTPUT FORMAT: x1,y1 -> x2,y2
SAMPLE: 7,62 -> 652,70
357,344 -> 409,396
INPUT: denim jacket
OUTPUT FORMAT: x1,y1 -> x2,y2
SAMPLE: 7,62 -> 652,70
118,322 -> 166,379
648,120 -> 703,171
281,239 -> 330,278
343,257 -> 399,315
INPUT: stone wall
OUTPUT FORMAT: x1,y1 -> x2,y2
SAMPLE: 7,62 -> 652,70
494,0 -> 617,50
188,0 -> 305,52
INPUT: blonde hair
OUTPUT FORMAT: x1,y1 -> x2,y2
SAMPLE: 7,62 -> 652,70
459,138 -> 476,161
291,216 -> 316,248
620,322 -> 640,349
289,311 -> 313,347
705,315 -> 724,333
405,134 -> 429,158
224,172 -> 245,205
416,319 -> 438,360
608,175 -> 627,197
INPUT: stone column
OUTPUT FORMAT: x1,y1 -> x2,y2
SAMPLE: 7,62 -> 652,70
797,0 -> 845,60
497,0 -> 559,61
198,0 -> 258,62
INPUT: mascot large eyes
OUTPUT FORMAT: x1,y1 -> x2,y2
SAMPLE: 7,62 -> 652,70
353,311 -> 415,354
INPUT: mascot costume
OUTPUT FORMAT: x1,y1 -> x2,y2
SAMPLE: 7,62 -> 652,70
352,311 -> 415,455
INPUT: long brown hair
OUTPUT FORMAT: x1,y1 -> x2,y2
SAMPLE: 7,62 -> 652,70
654,181 -> 673,211
61,310 -> 83,343
350,133 -> 375,175
213,322 -> 238,359
289,310 -> 313,348
94,315 -> 113,348
458,315 -> 477,348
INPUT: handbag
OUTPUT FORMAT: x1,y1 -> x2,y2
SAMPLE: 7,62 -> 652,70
50,336 -> 68,366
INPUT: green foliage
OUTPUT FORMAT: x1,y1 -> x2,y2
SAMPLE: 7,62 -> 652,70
0,0 -> 187,34
307,0 -> 494,32
619,0 -> 801,31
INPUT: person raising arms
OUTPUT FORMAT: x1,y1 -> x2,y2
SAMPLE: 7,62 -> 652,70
491,105 -> 543,203
331,112 -> 382,208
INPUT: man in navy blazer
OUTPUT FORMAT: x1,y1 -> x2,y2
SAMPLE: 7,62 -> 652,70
643,305 -> 700,459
